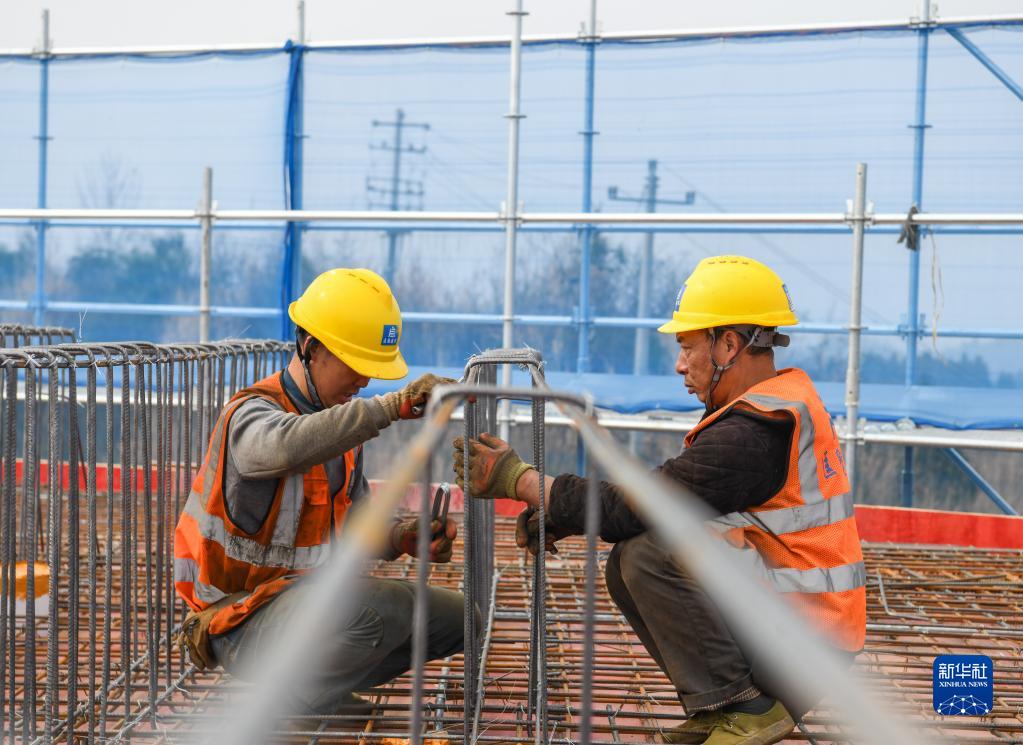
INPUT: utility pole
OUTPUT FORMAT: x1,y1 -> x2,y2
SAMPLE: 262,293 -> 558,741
608,159 -> 695,375
368,109 -> 429,287
609,160 -> 695,456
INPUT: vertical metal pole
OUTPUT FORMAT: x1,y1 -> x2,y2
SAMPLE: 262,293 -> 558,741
576,0 -> 598,375
386,109 -> 405,287
283,1 -> 306,327
293,0 -> 305,294
843,163 -> 868,496
462,398 -> 476,740
409,461 -> 432,745
632,159 -> 657,377
500,0 -> 525,442
579,454 -> 599,744
903,0 -> 932,507
33,9 -> 51,326
199,167 -> 213,343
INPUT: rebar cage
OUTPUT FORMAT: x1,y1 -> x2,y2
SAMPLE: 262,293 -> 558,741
0,339 -> 290,742
1,340 -> 1021,744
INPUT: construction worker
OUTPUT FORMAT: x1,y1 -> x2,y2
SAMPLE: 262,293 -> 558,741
174,268 -> 463,719
453,256 -> 865,745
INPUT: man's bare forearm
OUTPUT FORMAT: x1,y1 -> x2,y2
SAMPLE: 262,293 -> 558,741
513,468 -> 555,511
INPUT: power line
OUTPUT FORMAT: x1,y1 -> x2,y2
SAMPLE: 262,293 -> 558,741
608,159 -> 695,376
367,108 -> 429,285
659,162 -> 888,325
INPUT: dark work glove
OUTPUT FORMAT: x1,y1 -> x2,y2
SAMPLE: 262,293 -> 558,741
515,507 -> 574,556
391,517 -> 457,563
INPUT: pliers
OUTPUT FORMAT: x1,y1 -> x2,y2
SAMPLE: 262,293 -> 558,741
431,482 -> 452,537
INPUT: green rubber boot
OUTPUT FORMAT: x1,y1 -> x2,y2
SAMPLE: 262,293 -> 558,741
702,701 -> 795,745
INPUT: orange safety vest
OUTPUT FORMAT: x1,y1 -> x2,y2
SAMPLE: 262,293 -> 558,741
173,372 -> 359,636
684,368 -> 866,652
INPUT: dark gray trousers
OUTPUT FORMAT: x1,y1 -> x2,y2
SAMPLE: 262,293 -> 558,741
210,577 -> 465,714
605,531 -> 854,718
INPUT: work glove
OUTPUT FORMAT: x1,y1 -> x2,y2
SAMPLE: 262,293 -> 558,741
380,373 -> 456,421
451,432 -> 533,499
515,507 -> 574,556
390,517 -> 457,563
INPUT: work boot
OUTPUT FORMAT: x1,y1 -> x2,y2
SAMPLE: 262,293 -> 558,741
702,701 -> 795,745
660,709 -> 723,743
284,692 -> 376,735
331,692 -> 376,731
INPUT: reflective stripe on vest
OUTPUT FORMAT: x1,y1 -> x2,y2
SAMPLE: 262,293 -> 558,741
710,492 -> 854,536
766,560 -> 866,595
683,368 -> 866,651
181,493 -> 329,571
744,393 -> 826,504
173,372 -> 357,636
175,556 -> 233,605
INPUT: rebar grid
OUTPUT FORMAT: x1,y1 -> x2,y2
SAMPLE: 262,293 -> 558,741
3,343 -> 1021,744
43,525 -> 1020,744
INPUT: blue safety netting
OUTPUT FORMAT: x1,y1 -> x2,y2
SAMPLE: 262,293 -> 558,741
1,23 -> 1022,429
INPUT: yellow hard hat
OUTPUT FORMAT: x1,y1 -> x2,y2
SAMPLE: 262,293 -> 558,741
657,255 -> 799,335
288,268 -> 409,380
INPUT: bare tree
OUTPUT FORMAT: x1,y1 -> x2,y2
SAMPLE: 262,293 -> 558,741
77,152 -> 142,208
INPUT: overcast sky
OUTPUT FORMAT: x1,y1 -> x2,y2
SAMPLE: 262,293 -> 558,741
3,0 -> 1023,50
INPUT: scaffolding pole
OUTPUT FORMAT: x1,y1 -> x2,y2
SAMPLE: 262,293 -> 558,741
499,0 -> 525,442
843,163 -> 868,494
941,448 -> 1020,516
198,168 -> 213,343
33,10 -> 51,327
576,0 -> 599,375
4,13 -> 1021,58
4,208 -> 1023,225
903,0 -> 934,507
282,1 -> 306,337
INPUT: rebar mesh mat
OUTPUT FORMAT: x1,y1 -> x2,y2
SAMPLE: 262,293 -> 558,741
9,520 -> 1023,743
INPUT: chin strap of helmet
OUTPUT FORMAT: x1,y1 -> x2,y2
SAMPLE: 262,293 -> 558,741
296,329 -> 326,411
704,326 -> 766,412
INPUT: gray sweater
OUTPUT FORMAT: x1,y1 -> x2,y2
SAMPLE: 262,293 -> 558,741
222,369 -> 394,535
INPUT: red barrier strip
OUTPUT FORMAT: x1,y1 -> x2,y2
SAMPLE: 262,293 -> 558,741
854,504 -> 1023,549
12,461 -> 1019,548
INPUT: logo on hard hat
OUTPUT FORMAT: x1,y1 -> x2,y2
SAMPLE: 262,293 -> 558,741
674,286 -> 685,312
781,283 -> 794,312
381,325 -> 399,346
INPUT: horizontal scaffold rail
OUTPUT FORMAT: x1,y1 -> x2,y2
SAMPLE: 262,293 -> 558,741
1,12 -> 1021,58
2,301 -> 1020,343
2,208 -> 1023,225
